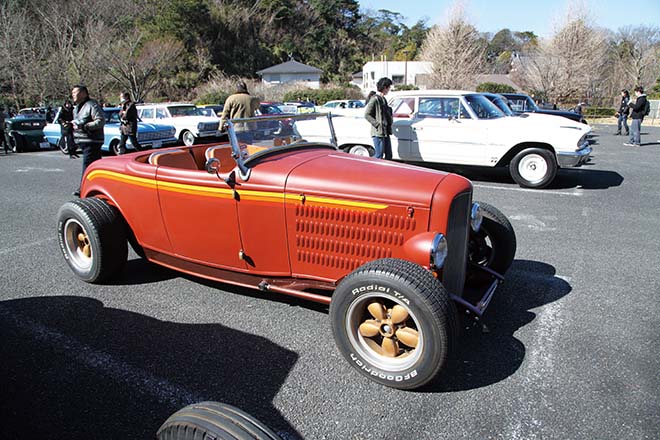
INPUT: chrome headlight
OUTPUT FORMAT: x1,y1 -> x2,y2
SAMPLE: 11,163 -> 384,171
470,202 -> 483,232
430,233 -> 448,269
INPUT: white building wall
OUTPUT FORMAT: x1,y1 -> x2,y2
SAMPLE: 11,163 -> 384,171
362,61 -> 433,93
261,73 -> 321,89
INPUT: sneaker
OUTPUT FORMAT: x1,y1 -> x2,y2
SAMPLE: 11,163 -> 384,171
72,190 -> 80,197
623,143 -> 635,146
614,132 -> 621,135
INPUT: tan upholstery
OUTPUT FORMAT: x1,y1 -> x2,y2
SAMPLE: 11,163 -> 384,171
148,149 -> 199,170
204,146 -> 236,173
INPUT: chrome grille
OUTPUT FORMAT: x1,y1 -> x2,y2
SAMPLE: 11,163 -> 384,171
442,191 -> 471,296
200,122 -> 219,131
138,130 -> 172,141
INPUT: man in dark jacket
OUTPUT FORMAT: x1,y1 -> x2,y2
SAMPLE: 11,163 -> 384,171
615,89 -> 630,136
624,86 -> 648,147
364,77 -> 393,159
71,85 -> 105,196
117,92 -> 142,154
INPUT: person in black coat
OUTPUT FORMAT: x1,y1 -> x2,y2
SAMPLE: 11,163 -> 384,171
117,92 -> 143,154
624,86 -> 648,147
615,89 -> 630,136
55,99 -> 77,157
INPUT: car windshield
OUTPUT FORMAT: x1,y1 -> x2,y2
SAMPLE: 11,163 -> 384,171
167,105 -> 200,117
225,113 -> 335,171
486,96 -> 514,116
103,109 -> 121,123
506,95 -> 539,113
464,95 -> 505,119
258,104 -> 283,115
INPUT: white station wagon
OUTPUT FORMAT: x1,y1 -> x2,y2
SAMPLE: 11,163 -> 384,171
137,103 -> 221,146
327,90 -> 593,188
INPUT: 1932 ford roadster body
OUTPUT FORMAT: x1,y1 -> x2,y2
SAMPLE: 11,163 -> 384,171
57,113 -> 516,389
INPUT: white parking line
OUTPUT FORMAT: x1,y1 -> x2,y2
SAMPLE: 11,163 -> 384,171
473,183 -> 583,196
0,306 -> 206,408
15,167 -> 65,173
0,238 -> 57,255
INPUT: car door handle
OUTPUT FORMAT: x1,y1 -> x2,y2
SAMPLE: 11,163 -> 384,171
413,127 -> 422,131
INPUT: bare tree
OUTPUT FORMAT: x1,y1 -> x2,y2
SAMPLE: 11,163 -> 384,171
513,5 -> 607,104
105,32 -> 184,102
611,26 -> 660,89
419,2 -> 486,89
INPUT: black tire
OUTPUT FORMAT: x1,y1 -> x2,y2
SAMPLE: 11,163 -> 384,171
346,144 -> 373,157
330,258 -> 458,390
58,137 -> 68,154
110,140 -> 120,156
509,147 -> 557,188
468,202 -> 516,285
57,198 -> 128,283
157,401 -> 280,440
10,133 -> 25,153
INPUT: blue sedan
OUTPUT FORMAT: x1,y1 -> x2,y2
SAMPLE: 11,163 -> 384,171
43,107 -> 178,155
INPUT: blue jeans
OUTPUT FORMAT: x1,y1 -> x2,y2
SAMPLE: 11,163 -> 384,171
630,119 -> 641,145
617,114 -> 629,134
372,136 -> 392,159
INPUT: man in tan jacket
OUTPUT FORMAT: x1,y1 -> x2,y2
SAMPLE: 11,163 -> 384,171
220,81 -> 260,142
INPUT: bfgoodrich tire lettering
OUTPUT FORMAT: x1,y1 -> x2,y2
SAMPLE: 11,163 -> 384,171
157,401 -> 280,440
57,198 -> 128,283
330,258 -> 458,389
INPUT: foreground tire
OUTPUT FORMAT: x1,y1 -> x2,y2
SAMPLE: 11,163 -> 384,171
157,401 -> 280,440
181,130 -> 196,146
57,198 -> 128,283
347,144 -> 373,157
58,137 -> 68,154
509,147 -> 557,188
468,202 -> 516,285
330,258 -> 458,390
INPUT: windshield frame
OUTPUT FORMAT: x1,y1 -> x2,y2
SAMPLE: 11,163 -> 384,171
226,112 -> 337,180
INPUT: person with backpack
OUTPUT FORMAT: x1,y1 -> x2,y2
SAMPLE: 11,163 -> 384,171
624,86 -> 649,147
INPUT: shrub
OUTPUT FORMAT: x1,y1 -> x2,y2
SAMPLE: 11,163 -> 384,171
476,82 -> 516,93
394,84 -> 419,91
583,107 -> 616,117
282,86 -> 363,105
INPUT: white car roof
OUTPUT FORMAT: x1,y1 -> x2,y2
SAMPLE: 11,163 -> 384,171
389,90 -> 476,98
137,102 -> 195,107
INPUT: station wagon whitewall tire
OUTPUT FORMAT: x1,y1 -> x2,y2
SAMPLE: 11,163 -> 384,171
347,145 -> 373,157
181,130 -> 196,146
57,198 -> 128,283
330,258 -> 458,389
509,148 -> 557,188
157,401 -> 280,440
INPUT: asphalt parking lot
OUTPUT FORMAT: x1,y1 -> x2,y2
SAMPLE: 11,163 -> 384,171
1,124 -> 658,440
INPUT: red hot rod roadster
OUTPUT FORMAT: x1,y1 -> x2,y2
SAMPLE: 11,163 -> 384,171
57,113 -> 516,389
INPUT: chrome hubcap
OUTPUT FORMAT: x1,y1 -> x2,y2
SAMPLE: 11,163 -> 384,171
518,154 -> 548,184
64,218 -> 92,270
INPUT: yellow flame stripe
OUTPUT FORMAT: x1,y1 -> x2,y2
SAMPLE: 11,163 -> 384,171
86,169 -> 388,211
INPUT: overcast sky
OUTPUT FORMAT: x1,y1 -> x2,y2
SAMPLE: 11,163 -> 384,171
360,0 -> 660,37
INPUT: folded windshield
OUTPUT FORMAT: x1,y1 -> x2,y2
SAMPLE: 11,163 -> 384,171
226,113 -> 337,166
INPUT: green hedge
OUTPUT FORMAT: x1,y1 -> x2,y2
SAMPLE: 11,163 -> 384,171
282,87 -> 362,105
476,82 -> 516,93
583,107 -> 616,117
194,90 -> 231,106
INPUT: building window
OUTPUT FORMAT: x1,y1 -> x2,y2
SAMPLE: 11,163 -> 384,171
392,75 -> 404,85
